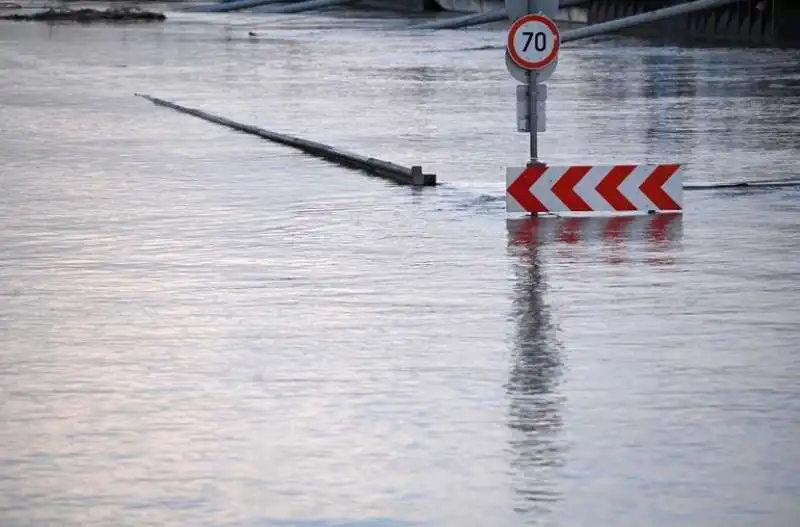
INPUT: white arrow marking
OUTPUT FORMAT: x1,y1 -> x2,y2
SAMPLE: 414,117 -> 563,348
573,166 -> 615,211
619,165 -> 659,211
531,166 -> 570,212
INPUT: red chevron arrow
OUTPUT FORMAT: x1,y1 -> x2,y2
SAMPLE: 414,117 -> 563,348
551,166 -> 592,211
596,165 -> 637,211
507,164 -> 548,213
640,164 -> 681,210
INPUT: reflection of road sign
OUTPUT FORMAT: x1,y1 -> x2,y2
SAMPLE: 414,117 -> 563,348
506,164 -> 684,214
505,49 -> 557,84
507,13 -> 561,71
507,214 -> 683,247
504,0 -> 559,22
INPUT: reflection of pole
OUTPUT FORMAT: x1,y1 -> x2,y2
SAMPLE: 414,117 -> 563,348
641,53 -> 696,157
506,236 -> 564,518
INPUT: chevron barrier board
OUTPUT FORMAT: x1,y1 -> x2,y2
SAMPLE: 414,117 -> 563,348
506,164 -> 683,215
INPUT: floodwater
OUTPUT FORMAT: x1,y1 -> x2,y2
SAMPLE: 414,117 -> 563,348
1,7 -> 799,527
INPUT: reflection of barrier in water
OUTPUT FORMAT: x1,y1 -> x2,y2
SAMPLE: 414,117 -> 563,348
507,214 -> 683,265
506,223 -> 565,519
507,214 -> 683,246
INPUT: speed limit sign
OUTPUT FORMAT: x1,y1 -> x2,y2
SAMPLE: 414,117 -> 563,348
507,13 -> 561,71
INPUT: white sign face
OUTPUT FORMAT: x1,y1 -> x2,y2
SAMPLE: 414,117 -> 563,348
505,49 -> 558,84
507,14 -> 561,71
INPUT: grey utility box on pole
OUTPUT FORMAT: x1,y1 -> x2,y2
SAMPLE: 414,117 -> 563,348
516,84 -> 547,133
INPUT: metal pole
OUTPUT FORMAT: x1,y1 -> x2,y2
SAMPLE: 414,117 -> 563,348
771,0 -> 777,45
528,70 -> 538,164
526,0 -> 538,164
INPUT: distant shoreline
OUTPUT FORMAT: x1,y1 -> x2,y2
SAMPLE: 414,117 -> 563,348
0,5 -> 169,21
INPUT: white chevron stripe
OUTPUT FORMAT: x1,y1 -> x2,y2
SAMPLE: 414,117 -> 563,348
573,166 -> 615,211
618,165 -> 659,211
531,166 -> 569,212
663,166 -> 684,209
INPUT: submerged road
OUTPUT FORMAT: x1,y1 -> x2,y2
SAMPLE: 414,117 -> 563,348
0,9 -> 799,527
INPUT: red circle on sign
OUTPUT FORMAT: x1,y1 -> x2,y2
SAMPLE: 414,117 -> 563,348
507,13 -> 561,71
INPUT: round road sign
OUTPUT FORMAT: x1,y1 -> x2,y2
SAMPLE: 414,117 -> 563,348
507,13 -> 561,71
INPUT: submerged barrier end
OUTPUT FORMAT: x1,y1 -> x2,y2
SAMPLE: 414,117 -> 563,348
134,93 -> 436,187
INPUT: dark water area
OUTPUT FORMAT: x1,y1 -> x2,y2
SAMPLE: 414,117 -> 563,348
1,8 -> 799,527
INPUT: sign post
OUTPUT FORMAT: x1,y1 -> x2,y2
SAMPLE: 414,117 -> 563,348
528,69 -> 538,162
505,8 -> 561,164
503,1 -> 684,218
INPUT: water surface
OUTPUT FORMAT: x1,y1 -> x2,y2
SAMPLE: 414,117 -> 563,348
1,9 -> 799,527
